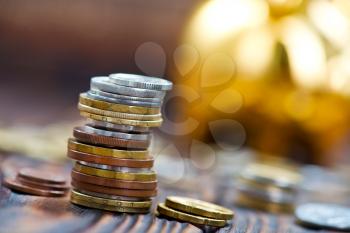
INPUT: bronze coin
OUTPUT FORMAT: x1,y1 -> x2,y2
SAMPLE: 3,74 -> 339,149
18,168 -> 67,185
71,170 -> 157,190
17,176 -> 70,192
67,149 -> 154,168
71,179 -> 157,198
3,178 -> 66,197
73,126 -> 150,149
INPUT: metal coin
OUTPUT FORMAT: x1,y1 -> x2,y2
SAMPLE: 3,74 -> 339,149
17,177 -> 70,192
71,170 -> 157,190
165,196 -> 233,220
109,73 -> 173,91
91,76 -> 166,98
157,203 -> 226,227
18,168 -> 67,185
295,203 -> 350,231
87,119 -> 149,133
74,189 -> 151,201
78,161 -> 152,173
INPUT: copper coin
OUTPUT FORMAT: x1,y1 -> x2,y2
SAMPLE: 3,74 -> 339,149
73,126 -> 150,149
71,179 -> 157,198
18,168 -> 67,185
3,178 -> 66,197
67,149 -> 154,168
71,170 -> 157,190
17,176 -> 70,192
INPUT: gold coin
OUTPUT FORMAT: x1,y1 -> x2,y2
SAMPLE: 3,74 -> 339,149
68,138 -> 149,159
74,163 -> 157,182
80,111 -> 162,127
157,203 -> 226,227
70,190 -> 151,209
165,196 -> 233,220
78,103 -> 162,121
80,93 -> 160,115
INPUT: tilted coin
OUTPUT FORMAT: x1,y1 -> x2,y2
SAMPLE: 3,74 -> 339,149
91,76 -> 166,98
67,149 -> 154,168
71,170 -> 157,190
80,93 -> 160,115
18,168 -> 67,185
71,180 -> 157,198
17,176 -> 70,192
78,161 -> 152,173
74,162 -> 157,181
295,203 -> 350,231
88,89 -> 162,107
165,196 -> 233,220
80,112 -> 162,127
68,138 -> 149,159
109,73 -> 173,91
87,119 -> 149,133
79,103 -> 161,121
157,203 -> 226,227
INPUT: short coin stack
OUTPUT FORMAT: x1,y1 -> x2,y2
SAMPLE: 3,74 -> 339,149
67,73 -> 172,213
4,168 -> 69,197
157,196 -> 233,228
235,163 -> 301,213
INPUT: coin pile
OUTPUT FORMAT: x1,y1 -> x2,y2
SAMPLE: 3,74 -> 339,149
157,196 -> 233,228
3,168 -> 69,197
67,73 -> 172,213
235,163 -> 301,213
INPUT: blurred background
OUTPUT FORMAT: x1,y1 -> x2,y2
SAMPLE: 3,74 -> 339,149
1,0 -> 350,169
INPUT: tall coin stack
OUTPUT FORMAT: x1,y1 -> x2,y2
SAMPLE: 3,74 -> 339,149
235,163 -> 301,213
67,73 -> 172,213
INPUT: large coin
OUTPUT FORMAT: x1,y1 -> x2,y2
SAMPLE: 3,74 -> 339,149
109,73 -> 173,91
78,161 -> 152,173
157,203 -> 226,227
295,203 -> 350,231
91,76 -> 166,98
165,196 -> 233,220
87,119 -> 149,133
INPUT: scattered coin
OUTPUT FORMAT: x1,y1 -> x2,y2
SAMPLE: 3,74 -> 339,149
17,177 -> 70,192
18,168 -> 67,185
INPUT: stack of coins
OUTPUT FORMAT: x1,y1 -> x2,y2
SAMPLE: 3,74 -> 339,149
235,163 -> 302,213
67,73 -> 172,213
157,196 -> 234,228
3,168 -> 69,197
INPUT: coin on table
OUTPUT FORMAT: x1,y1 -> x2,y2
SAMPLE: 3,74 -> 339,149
91,76 -> 166,98
67,149 -> 154,168
157,203 -> 226,227
71,180 -> 157,198
68,138 -> 149,159
18,168 -> 67,185
3,178 -> 66,197
295,203 -> 350,231
87,119 -> 149,133
80,93 -> 161,115
165,196 -> 233,220
74,162 -> 157,181
109,73 -> 173,91
71,170 -> 157,190
17,176 -> 70,192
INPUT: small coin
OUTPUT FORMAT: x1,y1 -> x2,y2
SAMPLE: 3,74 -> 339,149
78,161 -> 152,173
68,138 -> 149,159
17,176 -> 70,192
74,162 -> 157,182
87,119 -> 149,133
80,93 -> 161,115
71,180 -> 157,198
91,76 -> 166,98
80,111 -> 162,127
109,73 -> 173,91
71,170 -> 157,190
18,168 -> 67,185
157,203 -> 226,227
73,126 -> 150,149
165,196 -> 233,220
295,203 -> 350,231
67,149 -> 154,168
88,89 -> 162,107
3,178 -> 66,197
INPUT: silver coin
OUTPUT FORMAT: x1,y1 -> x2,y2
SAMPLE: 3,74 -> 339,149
73,189 -> 151,201
78,161 -> 153,173
109,73 -> 173,91
82,125 -> 150,141
87,90 -> 162,108
87,119 -> 149,133
91,76 -> 166,98
295,203 -> 350,230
